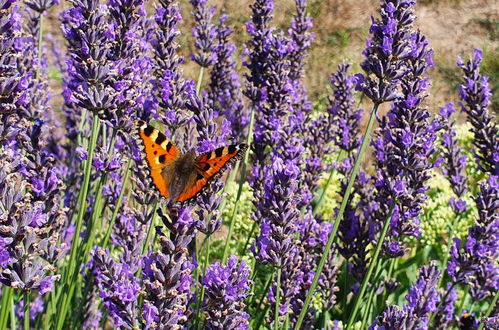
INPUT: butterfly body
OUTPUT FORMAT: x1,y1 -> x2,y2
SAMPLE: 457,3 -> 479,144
134,120 -> 247,205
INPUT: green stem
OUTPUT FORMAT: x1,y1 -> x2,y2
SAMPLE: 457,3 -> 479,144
0,287 -> 13,330
274,268 -> 282,330
221,108 -> 255,262
341,260 -> 348,322
456,285 -> 469,317
36,14 -> 44,79
478,292 -> 498,330
55,115 -> 100,330
254,273 -> 272,314
196,235 -> 212,330
82,130 -> 117,254
102,159 -> 133,248
294,103 -> 380,329
255,305 -> 270,330
361,260 -> 385,326
243,221 -> 257,253
196,67 -> 205,94
346,202 -> 395,329
23,292 -> 30,330
9,295 -> 15,330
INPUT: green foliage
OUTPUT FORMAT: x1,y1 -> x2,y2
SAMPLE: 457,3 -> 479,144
210,181 -> 255,262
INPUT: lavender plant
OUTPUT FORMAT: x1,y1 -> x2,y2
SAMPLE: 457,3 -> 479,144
0,0 -> 497,329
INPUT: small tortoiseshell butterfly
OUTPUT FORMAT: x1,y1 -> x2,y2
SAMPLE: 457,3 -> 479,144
134,120 -> 247,205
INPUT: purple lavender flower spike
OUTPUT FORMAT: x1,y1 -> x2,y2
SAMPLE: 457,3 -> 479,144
458,49 -> 499,176
92,247 -> 142,328
107,0 -> 151,131
447,175 -> 498,301
371,30 -> 436,257
438,103 -> 469,212
371,262 -> 441,329
433,283 -> 458,329
404,262 -> 441,328
15,296 -> 45,323
60,0 -> 117,125
356,0 -> 418,104
24,0 -> 58,13
142,207 -> 196,328
0,158 -> 60,294
202,255 -> 251,329
190,0 -> 217,68
207,15 -> 247,141
0,0 -> 31,119
150,0 -> 195,134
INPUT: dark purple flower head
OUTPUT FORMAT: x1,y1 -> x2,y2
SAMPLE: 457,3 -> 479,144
25,0 -> 58,13
207,15 -> 248,141
372,262 -> 441,329
371,30 -> 436,257
150,0 -> 194,133
142,207 -> 196,328
433,283 -> 458,329
458,49 -> 498,176
92,247 -> 141,328
437,103 -> 469,210
447,175 -> 498,301
190,0 -> 217,68
357,0 -> 418,104
202,255 -> 251,329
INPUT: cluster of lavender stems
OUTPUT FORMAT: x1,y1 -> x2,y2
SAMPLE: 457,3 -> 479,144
1,0 -> 499,328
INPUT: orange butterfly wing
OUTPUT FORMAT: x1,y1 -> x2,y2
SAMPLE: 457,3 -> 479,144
174,144 -> 248,203
135,120 -> 180,199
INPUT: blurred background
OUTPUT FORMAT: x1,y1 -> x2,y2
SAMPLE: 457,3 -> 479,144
46,0 -> 498,114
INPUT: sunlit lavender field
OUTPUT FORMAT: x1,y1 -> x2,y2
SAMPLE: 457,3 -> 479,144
0,0 -> 497,328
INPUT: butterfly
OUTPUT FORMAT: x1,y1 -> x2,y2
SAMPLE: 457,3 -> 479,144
134,120 -> 247,205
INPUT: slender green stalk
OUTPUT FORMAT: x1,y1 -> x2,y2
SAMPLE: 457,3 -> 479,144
23,292 -> 30,330
478,292 -> 498,330
82,131 -> 117,256
9,295 -> 15,330
55,115 -> 100,330
361,260 -> 385,326
254,274 -> 272,316
221,186 -> 241,261
456,285 -> 469,317
255,305 -> 270,330
141,203 -> 159,255
196,235 -> 212,330
0,287 -> 13,330
36,14 -> 44,79
360,282 -> 376,327
102,159 -> 133,248
135,204 -> 160,281
346,202 -> 395,329
274,268 -> 282,330
221,109 -> 255,262
313,150 -> 344,216
341,260 -> 348,322
243,221 -> 257,253
294,103 -> 380,329
196,67 -> 205,93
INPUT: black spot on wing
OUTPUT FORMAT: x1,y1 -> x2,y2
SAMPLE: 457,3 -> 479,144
155,134 -> 166,145
201,164 -> 210,171
197,173 -> 204,181
144,126 -> 154,137
215,148 -> 224,157
166,142 -> 173,152
158,154 -> 166,163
